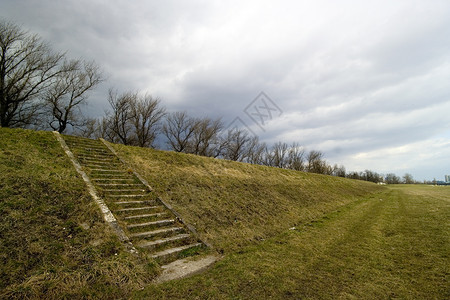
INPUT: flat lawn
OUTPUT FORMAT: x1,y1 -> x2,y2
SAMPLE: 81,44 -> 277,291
138,185 -> 449,299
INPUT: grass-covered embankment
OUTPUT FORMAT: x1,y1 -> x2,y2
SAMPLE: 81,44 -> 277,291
137,185 -> 449,299
111,143 -> 384,252
0,128 -> 157,299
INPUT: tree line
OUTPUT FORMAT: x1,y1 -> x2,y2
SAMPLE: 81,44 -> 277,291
0,20 -> 418,184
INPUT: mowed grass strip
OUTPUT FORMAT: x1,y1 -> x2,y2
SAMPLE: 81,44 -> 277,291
110,143 -> 384,252
0,128 -> 158,299
137,186 -> 450,299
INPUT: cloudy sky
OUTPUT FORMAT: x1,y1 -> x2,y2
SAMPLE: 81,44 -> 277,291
2,0 -> 450,181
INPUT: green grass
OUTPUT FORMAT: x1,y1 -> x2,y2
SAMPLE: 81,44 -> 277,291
136,186 -> 449,299
110,143 -> 384,252
2,129 -> 448,299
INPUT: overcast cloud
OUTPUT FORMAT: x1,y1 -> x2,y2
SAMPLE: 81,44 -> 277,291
1,0 -> 450,181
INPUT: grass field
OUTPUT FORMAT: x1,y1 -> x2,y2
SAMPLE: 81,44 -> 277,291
137,185 -> 449,299
1,128 -> 448,299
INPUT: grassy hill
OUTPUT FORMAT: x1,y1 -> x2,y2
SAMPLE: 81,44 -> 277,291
1,128 -> 448,299
109,142 -> 383,252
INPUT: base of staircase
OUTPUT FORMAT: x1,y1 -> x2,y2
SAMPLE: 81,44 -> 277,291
154,255 -> 219,284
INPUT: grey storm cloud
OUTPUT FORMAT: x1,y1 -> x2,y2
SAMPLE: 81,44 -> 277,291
1,0 -> 450,180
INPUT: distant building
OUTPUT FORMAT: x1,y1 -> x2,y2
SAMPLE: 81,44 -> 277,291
446,175 -> 450,183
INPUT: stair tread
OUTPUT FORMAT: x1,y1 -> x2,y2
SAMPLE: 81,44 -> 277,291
151,243 -> 202,258
138,234 -> 191,248
116,206 -> 161,212
124,212 -> 166,219
127,219 -> 174,228
115,200 -> 156,205
130,227 -> 183,238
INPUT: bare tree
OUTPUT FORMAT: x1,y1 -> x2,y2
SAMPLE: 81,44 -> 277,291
186,117 -> 223,157
221,128 -> 251,161
0,20 -> 65,127
129,94 -> 165,147
245,136 -> 266,165
306,150 -> 331,174
104,90 -> 135,145
44,60 -> 102,133
287,142 -> 305,171
403,173 -> 414,184
162,111 -> 197,152
332,164 -> 346,177
271,142 -> 289,168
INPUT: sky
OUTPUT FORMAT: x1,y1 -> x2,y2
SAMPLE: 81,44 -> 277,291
1,0 -> 450,181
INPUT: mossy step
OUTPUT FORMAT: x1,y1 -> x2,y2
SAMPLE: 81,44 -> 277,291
124,212 -> 167,220
127,219 -> 175,229
130,227 -> 184,239
116,206 -> 162,212
151,243 -> 203,260
137,234 -> 191,250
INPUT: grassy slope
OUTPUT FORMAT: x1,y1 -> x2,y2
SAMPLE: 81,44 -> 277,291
0,128 -> 156,299
137,186 -> 449,299
111,143 -> 384,252
3,129 -> 447,299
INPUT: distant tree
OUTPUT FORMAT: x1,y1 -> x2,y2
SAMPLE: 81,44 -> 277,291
287,142 -> 305,171
385,173 -> 401,184
245,136 -> 266,165
306,150 -> 329,174
221,128 -> 251,161
403,173 -> 414,184
103,90 -> 135,144
271,142 -> 289,168
44,60 -> 102,133
0,20 -> 65,127
332,164 -> 346,177
186,117 -> 222,157
162,111 -> 197,152
103,90 -> 165,147
129,94 -> 165,147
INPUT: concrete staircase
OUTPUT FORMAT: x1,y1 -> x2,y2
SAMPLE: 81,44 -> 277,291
62,135 -> 204,264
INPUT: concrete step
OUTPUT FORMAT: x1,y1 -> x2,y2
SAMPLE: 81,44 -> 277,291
90,169 -> 127,172
114,200 -> 158,205
151,243 -> 203,260
124,212 -> 167,220
108,194 -> 147,198
92,178 -> 136,181
127,219 -> 175,229
116,206 -> 161,213
97,183 -> 145,187
138,234 -> 191,250
102,189 -> 147,192
130,227 -> 183,239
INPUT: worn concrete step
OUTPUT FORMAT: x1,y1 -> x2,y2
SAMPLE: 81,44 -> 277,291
127,219 -> 175,229
80,147 -> 109,152
151,243 -> 203,260
76,152 -> 115,157
83,163 -> 122,168
96,183 -> 146,187
66,142 -> 103,148
124,212 -> 167,220
78,156 -> 118,161
102,189 -> 147,192
89,168 -> 127,172
138,234 -> 191,250
92,178 -> 136,181
130,227 -> 183,239
108,194 -> 147,198
116,206 -> 161,213
114,199 -> 157,204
